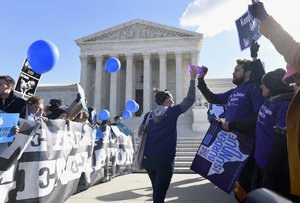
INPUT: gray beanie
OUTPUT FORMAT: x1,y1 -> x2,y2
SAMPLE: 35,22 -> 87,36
262,68 -> 290,96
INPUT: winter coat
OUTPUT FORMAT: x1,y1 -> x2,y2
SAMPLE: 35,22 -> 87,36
138,80 -> 195,157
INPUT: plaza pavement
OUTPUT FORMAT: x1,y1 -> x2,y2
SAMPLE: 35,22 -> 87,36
65,173 -> 236,203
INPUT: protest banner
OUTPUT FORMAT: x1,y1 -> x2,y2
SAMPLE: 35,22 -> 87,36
0,113 -> 19,143
14,58 -> 41,98
190,119 -> 253,194
235,11 -> 261,50
0,119 -> 134,203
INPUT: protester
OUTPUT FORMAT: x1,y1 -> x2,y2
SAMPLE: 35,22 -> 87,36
44,99 -> 68,120
73,110 -> 90,124
25,96 -> 45,122
113,116 -> 122,125
45,99 -> 63,117
253,69 -> 293,196
282,64 -> 300,198
250,41 -> 266,87
248,2 -> 300,71
138,66 -> 197,203
0,75 -> 26,118
197,59 -> 264,202
88,106 -> 97,125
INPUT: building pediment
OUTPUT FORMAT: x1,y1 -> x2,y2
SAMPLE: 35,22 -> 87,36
76,19 -> 201,43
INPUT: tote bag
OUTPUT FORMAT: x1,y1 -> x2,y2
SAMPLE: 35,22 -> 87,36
133,112 -> 151,170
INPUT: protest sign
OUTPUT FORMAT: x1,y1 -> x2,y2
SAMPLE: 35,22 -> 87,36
14,58 -> 41,98
235,11 -> 261,50
66,83 -> 89,120
207,104 -> 226,121
0,119 -> 134,202
0,113 -> 19,143
190,120 -> 253,193
117,122 -> 133,136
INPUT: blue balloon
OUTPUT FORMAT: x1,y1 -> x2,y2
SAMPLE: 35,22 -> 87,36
98,109 -> 110,121
105,57 -> 121,73
122,110 -> 132,120
132,103 -> 139,113
126,100 -> 137,112
27,40 -> 59,74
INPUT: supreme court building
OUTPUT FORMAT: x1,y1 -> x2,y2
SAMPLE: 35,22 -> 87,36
75,19 -> 203,117
36,19 -> 235,133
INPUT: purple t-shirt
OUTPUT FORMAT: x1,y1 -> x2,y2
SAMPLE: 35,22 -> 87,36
217,81 -> 264,137
254,99 -> 290,169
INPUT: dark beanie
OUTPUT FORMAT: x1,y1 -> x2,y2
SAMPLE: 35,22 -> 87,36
47,108 -> 66,119
262,68 -> 290,96
155,90 -> 171,105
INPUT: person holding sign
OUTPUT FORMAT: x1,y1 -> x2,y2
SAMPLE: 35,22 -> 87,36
249,2 -> 300,72
197,60 -> 264,202
249,2 -> 300,198
0,75 -> 26,118
138,66 -> 197,203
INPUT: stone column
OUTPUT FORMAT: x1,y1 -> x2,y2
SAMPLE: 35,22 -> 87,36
159,53 -> 167,90
125,54 -> 134,102
191,51 -> 200,66
175,52 -> 183,103
143,53 -> 151,114
94,56 -> 103,111
79,56 -> 88,91
191,51 -> 201,104
109,55 -> 118,117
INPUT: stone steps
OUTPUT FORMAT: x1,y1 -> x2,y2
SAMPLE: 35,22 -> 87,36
175,137 -> 202,173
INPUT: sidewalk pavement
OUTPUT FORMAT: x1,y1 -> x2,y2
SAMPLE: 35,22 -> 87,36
65,173 -> 236,203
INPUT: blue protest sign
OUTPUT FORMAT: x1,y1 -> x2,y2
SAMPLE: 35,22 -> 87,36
95,127 -> 104,141
235,11 -> 261,50
0,113 -> 19,143
117,122 -> 133,136
190,120 -> 253,193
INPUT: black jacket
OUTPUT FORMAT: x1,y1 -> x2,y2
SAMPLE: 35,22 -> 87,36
0,92 -> 26,118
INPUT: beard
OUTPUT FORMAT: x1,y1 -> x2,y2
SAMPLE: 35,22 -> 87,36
232,75 -> 245,86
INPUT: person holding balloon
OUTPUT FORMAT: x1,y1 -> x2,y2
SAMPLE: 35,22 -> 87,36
138,65 -> 197,203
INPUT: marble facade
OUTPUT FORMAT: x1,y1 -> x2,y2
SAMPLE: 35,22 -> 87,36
75,19 -> 203,117
36,19 -> 236,133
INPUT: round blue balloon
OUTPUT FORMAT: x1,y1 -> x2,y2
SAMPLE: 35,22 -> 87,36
105,57 -> 121,73
98,109 -> 110,121
132,103 -> 139,113
122,110 -> 132,120
27,40 -> 60,74
126,100 -> 137,112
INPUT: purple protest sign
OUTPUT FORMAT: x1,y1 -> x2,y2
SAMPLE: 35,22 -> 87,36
190,120 -> 253,193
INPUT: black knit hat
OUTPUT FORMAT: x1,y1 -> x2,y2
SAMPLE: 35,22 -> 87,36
262,68 -> 290,96
155,90 -> 172,105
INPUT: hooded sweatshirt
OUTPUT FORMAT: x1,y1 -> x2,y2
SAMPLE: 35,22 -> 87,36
139,80 -> 195,157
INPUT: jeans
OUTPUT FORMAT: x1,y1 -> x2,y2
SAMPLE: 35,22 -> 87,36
143,156 -> 175,203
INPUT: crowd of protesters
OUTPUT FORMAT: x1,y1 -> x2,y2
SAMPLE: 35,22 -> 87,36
136,2 -> 300,203
1,1 -> 300,203
0,75 -> 131,140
